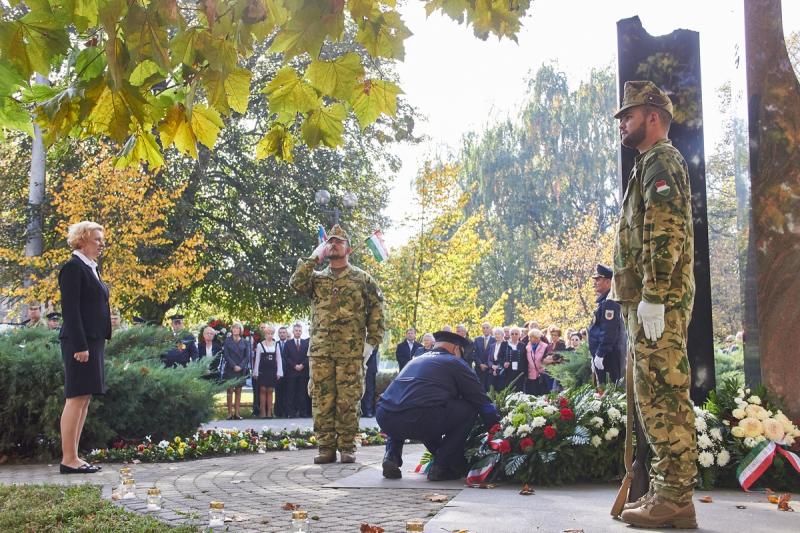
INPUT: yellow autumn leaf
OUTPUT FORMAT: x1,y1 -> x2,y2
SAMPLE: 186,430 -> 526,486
191,104 -> 224,149
263,66 -> 319,114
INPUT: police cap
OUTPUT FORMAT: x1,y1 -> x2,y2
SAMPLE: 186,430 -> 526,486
432,330 -> 471,348
591,264 -> 613,279
47,312 -> 62,320
168,314 -> 185,322
614,80 -> 673,119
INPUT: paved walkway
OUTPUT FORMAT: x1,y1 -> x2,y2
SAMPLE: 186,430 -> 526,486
0,443 -> 454,532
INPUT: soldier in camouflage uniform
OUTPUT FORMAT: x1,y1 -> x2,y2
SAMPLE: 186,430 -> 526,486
290,224 -> 385,464
611,81 -> 698,529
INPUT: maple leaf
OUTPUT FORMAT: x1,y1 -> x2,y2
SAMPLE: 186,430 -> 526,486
263,67 -> 319,114
115,130 -> 165,170
256,125 -> 295,162
355,10 -> 411,60
350,79 -> 401,129
281,502 -> 299,510
129,60 -> 163,87
203,67 -> 252,115
305,53 -> 365,100
302,103 -> 346,148
360,524 -> 385,533
0,9 -> 70,80
269,4 -> 330,60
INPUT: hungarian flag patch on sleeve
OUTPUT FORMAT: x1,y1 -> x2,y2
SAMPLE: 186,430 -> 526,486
655,179 -> 670,196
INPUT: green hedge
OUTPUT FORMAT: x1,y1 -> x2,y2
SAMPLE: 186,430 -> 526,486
0,327 -> 222,458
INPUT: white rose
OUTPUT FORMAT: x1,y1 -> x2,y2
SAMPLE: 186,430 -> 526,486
604,427 -> 619,441
745,404 -> 768,420
716,449 -> 731,467
588,400 -> 602,412
591,435 -> 602,448
738,417 -> 763,438
737,388 -> 744,396
695,417 -> 707,432
782,435 -> 795,446
723,420 -> 730,426
607,407 -> 621,421
158,440 -> 170,449
698,451 -> 714,468
517,424 -> 531,436
531,416 -> 546,429
745,388 -> 751,394
697,434 -> 713,449
503,426 -> 515,438
748,395 -> 761,405
709,428 -> 723,441
774,413 -> 796,433
590,416 -> 604,428
731,408 -> 746,420
543,405 -> 557,415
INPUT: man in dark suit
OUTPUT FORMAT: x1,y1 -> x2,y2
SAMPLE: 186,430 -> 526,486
283,323 -> 309,417
361,346 -> 379,417
395,328 -> 422,371
471,322 -> 495,390
455,324 -> 475,370
274,326 -> 289,417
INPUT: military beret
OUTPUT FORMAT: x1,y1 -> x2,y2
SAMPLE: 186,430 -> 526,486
327,224 -> 349,242
432,330 -> 472,348
614,80 -> 673,119
591,264 -> 613,279
47,312 -> 62,320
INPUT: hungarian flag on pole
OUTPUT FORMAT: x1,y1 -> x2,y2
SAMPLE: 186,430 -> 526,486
317,225 -> 327,245
366,230 -> 389,262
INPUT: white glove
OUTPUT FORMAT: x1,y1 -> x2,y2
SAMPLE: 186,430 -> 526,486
363,343 -> 374,364
593,355 -> 604,371
637,301 -> 665,341
310,240 -> 327,262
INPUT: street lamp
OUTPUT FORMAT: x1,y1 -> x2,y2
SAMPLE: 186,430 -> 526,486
315,189 -> 358,225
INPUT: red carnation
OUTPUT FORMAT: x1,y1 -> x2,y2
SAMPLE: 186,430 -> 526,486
497,439 -> 511,454
519,437 -> 535,451
543,425 -> 557,440
559,408 -> 574,421
558,397 -> 569,408
137,444 -> 145,452
488,423 -> 502,436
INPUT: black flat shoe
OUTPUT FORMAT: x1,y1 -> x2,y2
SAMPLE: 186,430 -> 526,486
227,415 -> 234,420
60,463 -> 100,474
235,415 -> 243,420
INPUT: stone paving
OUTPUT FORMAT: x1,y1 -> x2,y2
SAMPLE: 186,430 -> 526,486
0,443 -> 455,533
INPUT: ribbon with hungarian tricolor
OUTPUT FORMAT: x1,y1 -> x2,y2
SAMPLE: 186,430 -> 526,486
365,229 -> 389,262
465,438 -> 507,484
736,440 -> 800,490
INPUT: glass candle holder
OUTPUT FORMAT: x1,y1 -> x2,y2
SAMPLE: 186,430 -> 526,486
406,519 -> 424,532
208,501 -> 225,528
121,478 -> 136,499
291,509 -> 311,532
146,488 -> 162,511
119,466 -> 133,486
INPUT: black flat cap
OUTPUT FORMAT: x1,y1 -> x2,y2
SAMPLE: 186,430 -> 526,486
432,330 -> 472,348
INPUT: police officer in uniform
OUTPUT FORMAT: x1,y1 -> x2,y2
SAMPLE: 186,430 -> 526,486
376,330 -> 499,481
47,312 -> 62,331
290,224 -> 385,464
588,264 -> 625,383
162,314 -> 199,368
611,81 -> 697,528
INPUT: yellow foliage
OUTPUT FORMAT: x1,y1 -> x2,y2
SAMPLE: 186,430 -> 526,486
517,211 -> 613,331
5,144 -> 208,311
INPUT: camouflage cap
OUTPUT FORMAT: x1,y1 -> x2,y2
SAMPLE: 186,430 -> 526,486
327,224 -> 349,242
614,80 -> 673,119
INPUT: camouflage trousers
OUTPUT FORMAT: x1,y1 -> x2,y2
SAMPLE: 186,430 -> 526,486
309,357 -> 364,453
622,304 -> 697,503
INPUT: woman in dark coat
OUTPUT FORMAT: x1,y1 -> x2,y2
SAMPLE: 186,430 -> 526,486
223,323 -> 250,419
502,327 -> 527,391
58,221 -> 111,474
198,326 -> 223,380
487,327 -> 507,391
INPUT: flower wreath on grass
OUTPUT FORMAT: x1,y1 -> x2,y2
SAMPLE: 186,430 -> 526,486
87,427 -> 386,463
464,385 -> 627,486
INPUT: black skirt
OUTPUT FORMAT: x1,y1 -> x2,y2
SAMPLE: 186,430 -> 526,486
62,337 -> 106,398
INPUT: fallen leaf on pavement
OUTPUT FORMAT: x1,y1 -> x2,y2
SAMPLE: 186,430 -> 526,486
766,488 -> 779,504
466,483 -> 497,489
0,454 -> 9,465
230,480 -> 244,484
562,529 -> 585,533
282,502 -> 299,510
360,523 -> 385,533
110,491 -> 122,501
735,505 -> 747,509
777,493 -> 794,512
698,496 -> 713,503
424,493 -> 449,503
519,484 -> 535,495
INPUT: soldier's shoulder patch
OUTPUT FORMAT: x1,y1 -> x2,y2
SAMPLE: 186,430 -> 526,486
654,179 -> 670,196
605,309 -> 615,320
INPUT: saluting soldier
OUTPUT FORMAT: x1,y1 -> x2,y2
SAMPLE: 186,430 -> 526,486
290,224 -> 385,464
611,81 -> 697,528
162,314 -> 199,368
588,264 -> 625,384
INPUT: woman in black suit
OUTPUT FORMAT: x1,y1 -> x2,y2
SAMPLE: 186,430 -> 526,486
222,323 -> 250,419
198,326 -> 223,379
58,221 -> 111,474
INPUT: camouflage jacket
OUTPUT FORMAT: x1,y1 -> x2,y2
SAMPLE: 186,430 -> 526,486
611,139 -> 695,310
290,258 -> 385,359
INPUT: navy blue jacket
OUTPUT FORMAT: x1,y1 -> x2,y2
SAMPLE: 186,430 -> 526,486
378,351 -> 499,427
589,291 -> 625,365
58,255 -> 111,352
395,340 -> 422,371
472,335 -> 496,366
284,338 -> 309,377
365,346 -> 379,374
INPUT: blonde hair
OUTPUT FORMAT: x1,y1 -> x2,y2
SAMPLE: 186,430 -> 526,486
67,221 -> 104,250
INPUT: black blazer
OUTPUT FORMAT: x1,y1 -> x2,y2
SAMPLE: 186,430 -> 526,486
58,255 -> 111,352
472,335 -> 496,366
283,338 -> 309,377
395,340 -> 422,371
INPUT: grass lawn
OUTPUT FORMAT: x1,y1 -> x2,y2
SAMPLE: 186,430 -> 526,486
0,484 -> 198,532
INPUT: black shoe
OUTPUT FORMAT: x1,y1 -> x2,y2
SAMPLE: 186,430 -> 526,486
227,414 -> 234,420
427,465 -> 461,482
235,415 -> 243,420
382,457 -> 402,479
60,463 -> 100,474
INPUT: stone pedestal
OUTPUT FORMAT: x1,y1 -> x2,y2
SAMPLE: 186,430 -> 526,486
744,0 -> 800,418
616,16 -> 716,405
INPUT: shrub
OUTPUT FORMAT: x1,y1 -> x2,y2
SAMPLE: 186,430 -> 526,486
0,328 -> 222,458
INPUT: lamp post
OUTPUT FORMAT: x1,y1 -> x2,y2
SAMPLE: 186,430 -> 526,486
315,189 -> 358,225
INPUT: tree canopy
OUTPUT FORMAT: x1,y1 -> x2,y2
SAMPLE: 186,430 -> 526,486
0,0 -> 532,166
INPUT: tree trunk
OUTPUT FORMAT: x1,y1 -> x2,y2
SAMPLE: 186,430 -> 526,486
24,74 -> 49,306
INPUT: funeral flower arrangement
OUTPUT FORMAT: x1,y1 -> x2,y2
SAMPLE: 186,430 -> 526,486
86,427 -> 386,463
464,385 -> 627,485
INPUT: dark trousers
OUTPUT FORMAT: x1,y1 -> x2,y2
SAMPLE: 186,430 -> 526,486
251,374 -> 260,415
361,370 -> 377,417
475,366 -> 490,391
525,376 -> 552,395
376,401 -> 477,473
274,375 -> 286,417
285,376 -> 309,417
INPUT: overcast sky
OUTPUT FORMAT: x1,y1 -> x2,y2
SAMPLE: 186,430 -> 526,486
381,0 -> 800,247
